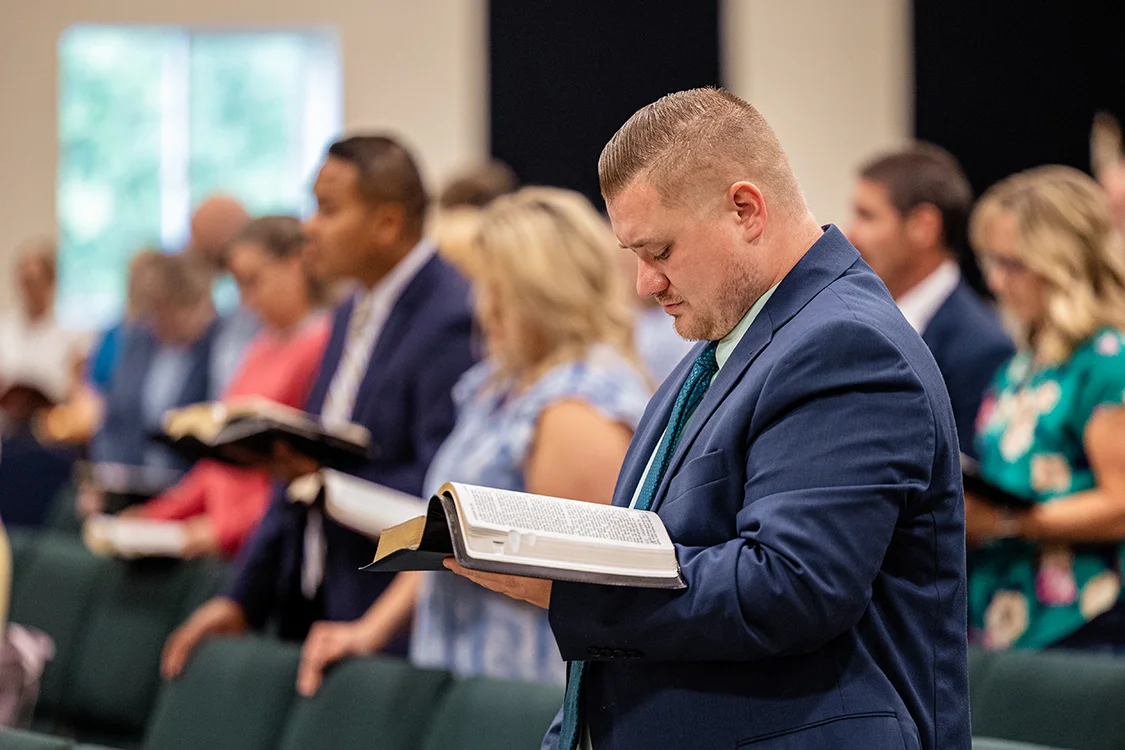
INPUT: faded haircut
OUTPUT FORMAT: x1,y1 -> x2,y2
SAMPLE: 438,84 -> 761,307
860,144 -> 973,252
598,87 -> 804,213
327,135 -> 429,230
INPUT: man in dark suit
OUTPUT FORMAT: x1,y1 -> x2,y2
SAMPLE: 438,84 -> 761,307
161,135 -> 475,679
848,144 -> 1014,457
448,89 -> 970,750
85,253 -> 218,513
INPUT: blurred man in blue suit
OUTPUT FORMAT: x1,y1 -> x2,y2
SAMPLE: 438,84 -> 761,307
448,89 -> 971,750
162,135 -> 476,681
848,145 -> 1014,457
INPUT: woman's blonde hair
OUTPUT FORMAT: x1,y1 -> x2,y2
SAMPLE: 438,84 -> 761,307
469,186 -> 636,379
970,165 -> 1125,364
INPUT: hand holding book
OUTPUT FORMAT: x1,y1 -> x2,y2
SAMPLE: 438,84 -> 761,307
156,396 -> 371,471
365,482 -> 686,589
442,557 -> 553,608
269,442 -> 322,485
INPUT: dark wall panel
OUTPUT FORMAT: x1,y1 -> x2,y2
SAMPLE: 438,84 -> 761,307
914,0 -> 1125,293
914,0 -> 1125,197
489,0 -> 721,205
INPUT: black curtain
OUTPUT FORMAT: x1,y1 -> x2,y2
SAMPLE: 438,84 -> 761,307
915,1 -> 1125,194
489,0 -> 721,206
914,0 -> 1125,292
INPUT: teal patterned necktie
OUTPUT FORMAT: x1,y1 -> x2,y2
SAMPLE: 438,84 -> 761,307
557,342 -> 720,750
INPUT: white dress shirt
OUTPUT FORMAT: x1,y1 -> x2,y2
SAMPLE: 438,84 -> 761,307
895,259 -> 961,335
319,238 -> 437,426
301,238 -> 436,598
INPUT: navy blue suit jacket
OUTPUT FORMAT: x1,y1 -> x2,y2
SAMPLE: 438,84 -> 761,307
91,323 -> 216,472
226,254 -> 476,638
921,280 -> 1014,458
547,227 -> 970,750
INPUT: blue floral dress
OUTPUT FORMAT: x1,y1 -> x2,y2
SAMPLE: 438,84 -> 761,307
409,344 -> 651,684
971,327 -> 1125,649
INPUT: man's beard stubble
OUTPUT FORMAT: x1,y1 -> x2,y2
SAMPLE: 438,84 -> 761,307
669,260 -> 765,342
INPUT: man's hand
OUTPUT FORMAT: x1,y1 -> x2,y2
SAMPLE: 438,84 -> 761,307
269,442 -> 321,485
76,483 -> 105,519
161,597 -> 248,680
964,492 -> 1023,546
443,558 -> 552,609
297,620 -> 376,697
180,517 -> 220,559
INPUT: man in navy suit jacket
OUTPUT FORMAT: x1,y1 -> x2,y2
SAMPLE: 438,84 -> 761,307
848,145 -> 1014,457
161,135 -> 475,680
448,89 -> 970,750
91,253 -> 219,483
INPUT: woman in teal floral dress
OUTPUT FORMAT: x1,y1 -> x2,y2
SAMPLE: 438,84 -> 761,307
967,166 -> 1125,650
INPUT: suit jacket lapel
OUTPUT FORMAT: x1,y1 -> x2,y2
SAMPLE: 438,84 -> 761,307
645,225 -> 861,513
306,298 -> 354,416
351,255 -> 440,421
611,360 -> 691,508
649,314 -> 774,513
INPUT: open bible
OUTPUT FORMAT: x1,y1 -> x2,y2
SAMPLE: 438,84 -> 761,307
78,461 -> 184,514
287,469 -> 428,538
365,483 -> 685,589
83,515 -> 188,559
155,396 -> 371,469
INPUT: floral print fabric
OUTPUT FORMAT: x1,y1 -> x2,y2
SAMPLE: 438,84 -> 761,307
409,344 -> 651,684
971,328 -> 1125,648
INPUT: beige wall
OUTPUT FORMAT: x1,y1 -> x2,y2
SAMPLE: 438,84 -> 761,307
0,0 -> 911,313
722,0 -> 913,226
0,0 -> 488,311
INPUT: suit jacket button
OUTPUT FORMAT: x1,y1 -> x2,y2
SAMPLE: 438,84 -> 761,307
587,647 -> 601,658
599,648 -> 613,659
629,650 -> 643,659
612,649 -> 628,660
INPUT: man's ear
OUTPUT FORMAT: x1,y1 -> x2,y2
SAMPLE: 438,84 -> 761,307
905,203 -> 943,250
729,181 -> 767,244
370,202 -> 408,243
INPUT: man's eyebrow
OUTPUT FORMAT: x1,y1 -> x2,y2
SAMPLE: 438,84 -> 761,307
619,238 -> 657,250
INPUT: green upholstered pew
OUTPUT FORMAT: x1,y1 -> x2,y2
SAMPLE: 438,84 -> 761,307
419,675 -> 563,750
278,657 -> 452,750
7,532 -> 227,747
141,637 -> 301,750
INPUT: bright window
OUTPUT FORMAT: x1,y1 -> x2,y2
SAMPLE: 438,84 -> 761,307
57,25 -> 341,329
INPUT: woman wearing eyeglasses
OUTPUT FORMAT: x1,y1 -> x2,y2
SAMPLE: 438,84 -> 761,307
967,165 -> 1125,651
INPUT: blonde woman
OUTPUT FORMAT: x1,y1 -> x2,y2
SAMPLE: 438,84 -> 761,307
967,165 -> 1125,651
296,187 -> 651,694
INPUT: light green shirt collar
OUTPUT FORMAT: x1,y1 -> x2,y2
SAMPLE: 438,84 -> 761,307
715,283 -> 779,371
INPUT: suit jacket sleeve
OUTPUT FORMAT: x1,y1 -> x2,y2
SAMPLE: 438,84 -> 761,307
946,337 -> 1013,459
359,317 -> 475,496
223,483 -> 288,627
549,318 -> 937,661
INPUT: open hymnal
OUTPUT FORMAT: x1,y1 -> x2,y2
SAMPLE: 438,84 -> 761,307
82,514 -> 188,559
365,483 -> 685,589
77,461 -> 185,514
156,396 -> 371,468
961,454 -> 1035,510
287,469 -> 428,538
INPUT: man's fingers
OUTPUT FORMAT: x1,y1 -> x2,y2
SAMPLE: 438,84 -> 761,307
297,650 -> 326,697
444,559 -> 509,590
162,631 -> 192,681
297,627 -> 344,697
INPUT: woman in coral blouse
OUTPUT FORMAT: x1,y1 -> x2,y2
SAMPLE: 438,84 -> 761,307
129,216 -> 329,558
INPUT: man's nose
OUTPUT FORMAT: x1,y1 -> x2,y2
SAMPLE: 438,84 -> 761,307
636,259 -> 669,299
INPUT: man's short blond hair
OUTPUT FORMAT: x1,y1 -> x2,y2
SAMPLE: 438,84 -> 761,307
598,87 -> 804,213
